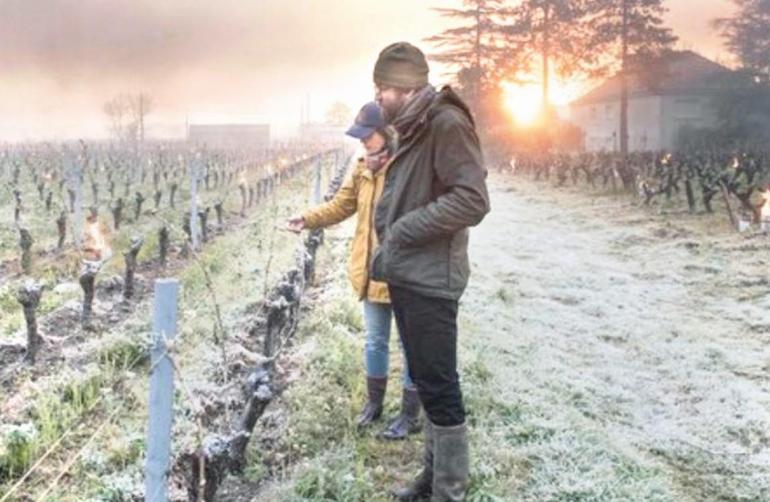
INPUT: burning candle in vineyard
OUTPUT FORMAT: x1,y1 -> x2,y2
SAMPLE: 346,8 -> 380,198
761,190 -> 770,232
83,214 -> 111,262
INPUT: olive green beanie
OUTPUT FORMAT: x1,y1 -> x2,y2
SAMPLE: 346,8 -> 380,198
373,42 -> 430,89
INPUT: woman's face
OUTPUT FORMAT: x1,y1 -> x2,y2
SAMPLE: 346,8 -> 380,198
361,131 -> 386,155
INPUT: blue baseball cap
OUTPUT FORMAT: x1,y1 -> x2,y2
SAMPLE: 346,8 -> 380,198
346,102 -> 385,139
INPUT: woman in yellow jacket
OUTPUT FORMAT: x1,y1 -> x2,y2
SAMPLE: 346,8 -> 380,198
286,102 -> 419,440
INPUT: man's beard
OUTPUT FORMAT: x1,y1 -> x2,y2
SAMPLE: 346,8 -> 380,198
381,97 -> 407,124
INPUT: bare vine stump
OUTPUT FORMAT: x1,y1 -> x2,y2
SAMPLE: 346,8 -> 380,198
214,201 -> 224,228
239,183 -> 247,217
198,207 -> 210,243
247,187 -> 255,208
183,214 -> 192,242
134,191 -> 145,220
45,191 -> 53,212
183,367 -> 273,502
68,188 -> 76,213
228,367 -> 273,469
159,226 -> 170,267
37,182 -> 45,201
18,227 -> 33,275
56,211 -> 67,250
123,236 -> 144,301
112,198 -> 124,230
154,189 -> 162,209
16,280 -> 43,364
79,260 -> 102,329
169,183 -> 178,208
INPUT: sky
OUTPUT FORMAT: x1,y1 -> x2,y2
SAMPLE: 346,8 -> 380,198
0,0 -> 736,141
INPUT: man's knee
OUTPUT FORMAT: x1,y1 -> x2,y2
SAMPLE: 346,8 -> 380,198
414,379 -> 465,426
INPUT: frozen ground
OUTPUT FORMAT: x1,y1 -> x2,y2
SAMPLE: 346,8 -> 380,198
459,173 -> 770,500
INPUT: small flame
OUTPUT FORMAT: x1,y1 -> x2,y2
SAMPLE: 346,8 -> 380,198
238,172 -> 247,186
84,219 -> 110,261
732,158 -> 740,169
762,190 -> 770,221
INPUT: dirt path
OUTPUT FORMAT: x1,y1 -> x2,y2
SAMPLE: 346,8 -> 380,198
461,173 -> 770,500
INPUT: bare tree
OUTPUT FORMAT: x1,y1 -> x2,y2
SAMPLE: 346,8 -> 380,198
103,95 -> 130,143
324,101 -> 352,127
102,93 -> 154,144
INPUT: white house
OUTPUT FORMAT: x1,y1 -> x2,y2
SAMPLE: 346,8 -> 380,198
569,51 -> 732,152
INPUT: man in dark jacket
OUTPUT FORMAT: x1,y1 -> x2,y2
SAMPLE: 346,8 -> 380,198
370,42 -> 490,502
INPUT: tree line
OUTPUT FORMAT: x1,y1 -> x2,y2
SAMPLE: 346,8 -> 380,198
427,0 -> 770,155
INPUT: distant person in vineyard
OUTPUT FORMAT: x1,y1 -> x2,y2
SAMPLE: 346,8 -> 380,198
369,42 -> 490,501
286,102 -> 422,440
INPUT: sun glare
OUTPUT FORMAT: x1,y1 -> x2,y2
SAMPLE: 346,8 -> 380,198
502,79 -> 585,126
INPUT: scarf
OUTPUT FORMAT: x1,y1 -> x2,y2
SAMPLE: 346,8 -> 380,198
366,147 -> 390,173
365,127 -> 398,174
391,84 -> 437,141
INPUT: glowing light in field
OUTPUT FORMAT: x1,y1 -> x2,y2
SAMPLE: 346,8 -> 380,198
502,82 -> 541,126
762,190 -> 770,221
85,219 -> 110,261
502,79 -> 585,126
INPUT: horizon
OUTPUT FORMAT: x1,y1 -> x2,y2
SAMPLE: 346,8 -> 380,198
0,0 -> 735,142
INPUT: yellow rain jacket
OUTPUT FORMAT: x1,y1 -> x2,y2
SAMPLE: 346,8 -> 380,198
302,158 -> 390,303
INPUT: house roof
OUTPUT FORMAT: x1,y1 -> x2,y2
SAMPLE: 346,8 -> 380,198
572,51 -> 733,107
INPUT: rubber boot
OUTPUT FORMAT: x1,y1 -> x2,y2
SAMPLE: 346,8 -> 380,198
356,376 -> 387,429
392,420 -> 434,501
382,386 -> 422,440
431,422 -> 469,502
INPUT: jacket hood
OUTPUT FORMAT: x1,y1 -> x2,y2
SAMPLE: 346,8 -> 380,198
429,86 -> 475,127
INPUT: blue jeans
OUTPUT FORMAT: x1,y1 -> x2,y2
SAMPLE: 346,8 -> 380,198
363,300 -> 414,389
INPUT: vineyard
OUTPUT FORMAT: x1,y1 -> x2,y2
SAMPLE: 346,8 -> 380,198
2,142 -> 770,501
508,150 -> 770,229
0,142 -> 352,500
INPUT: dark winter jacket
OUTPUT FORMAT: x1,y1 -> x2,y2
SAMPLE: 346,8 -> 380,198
371,85 -> 490,300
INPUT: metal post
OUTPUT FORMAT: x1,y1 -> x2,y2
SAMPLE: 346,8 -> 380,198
189,153 -> 201,250
313,160 -> 322,204
145,278 -> 180,502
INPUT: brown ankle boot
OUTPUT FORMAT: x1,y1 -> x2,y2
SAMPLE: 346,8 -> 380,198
391,420 -> 434,500
382,386 -> 422,440
356,376 -> 387,429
